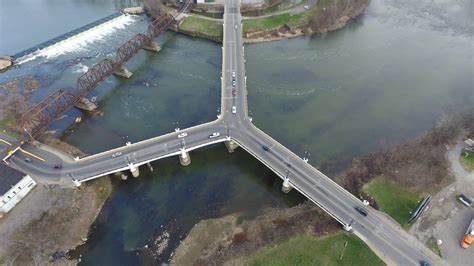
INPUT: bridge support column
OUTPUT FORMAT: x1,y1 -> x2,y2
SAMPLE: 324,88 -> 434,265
143,42 -> 161,53
224,140 -> 239,153
129,163 -> 140,177
282,178 -> 292,193
179,148 -> 191,166
74,97 -> 98,112
72,179 -> 81,187
114,66 -> 133,78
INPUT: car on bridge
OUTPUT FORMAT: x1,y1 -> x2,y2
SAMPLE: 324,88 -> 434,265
232,71 -> 236,78
355,206 -> 368,216
178,132 -> 188,139
112,152 -> 122,158
209,132 -> 220,139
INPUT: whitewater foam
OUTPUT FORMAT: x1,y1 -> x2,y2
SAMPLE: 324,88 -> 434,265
16,14 -> 138,65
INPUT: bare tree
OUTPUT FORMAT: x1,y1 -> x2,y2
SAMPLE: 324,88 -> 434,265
144,0 -> 165,19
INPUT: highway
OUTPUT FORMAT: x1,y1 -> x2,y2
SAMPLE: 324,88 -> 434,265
2,0 -> 445,264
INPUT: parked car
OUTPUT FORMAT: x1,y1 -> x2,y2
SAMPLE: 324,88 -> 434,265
458,194 -> 473,207
303,5 -> 309,10
54,165 -> 62,169
178,132 -> 188,139
355,206 -> 368,216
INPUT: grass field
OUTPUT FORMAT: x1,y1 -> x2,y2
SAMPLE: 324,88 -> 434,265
247,233 -> 384,266
460,150 -> 474,171
242,0 -> 331,33
363,176 -> 422,228
243,13 -> 308,32
179,15 -> 223,39
427,237 -> 442,257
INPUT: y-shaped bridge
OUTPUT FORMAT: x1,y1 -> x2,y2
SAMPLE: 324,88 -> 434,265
5,1 -> 444,265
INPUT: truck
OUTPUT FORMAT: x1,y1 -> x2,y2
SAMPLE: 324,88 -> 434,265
460,218 -> 474,249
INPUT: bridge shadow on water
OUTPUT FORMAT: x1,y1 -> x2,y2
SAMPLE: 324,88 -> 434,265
69,144 -> 306,264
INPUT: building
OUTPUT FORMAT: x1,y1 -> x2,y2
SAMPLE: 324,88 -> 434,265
0,164 -> 36,215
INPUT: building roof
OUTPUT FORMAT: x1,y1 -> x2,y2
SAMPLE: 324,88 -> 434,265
0,164 -> 25,195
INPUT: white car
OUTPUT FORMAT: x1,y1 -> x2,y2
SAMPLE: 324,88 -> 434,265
232,106 -> 236,114
234,24 -> 238,30
303,5 -> 309,10
232,71 -> 236,78
112,152 -> 122,158
209,132 -> 220,139
178,132 -> 188,139
232,80 -> 236,86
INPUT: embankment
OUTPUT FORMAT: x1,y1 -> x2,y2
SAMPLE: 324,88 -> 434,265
0,138 -> 112,264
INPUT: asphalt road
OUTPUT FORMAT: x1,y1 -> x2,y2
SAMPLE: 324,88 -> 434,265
2,0 -> 445,264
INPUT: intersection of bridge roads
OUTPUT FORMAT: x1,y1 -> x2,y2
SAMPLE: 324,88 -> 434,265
2,1 -> 444,265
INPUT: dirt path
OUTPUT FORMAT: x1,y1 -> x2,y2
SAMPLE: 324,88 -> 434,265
410,141 -> 474,264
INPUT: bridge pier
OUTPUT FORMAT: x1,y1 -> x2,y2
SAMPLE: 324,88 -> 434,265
114,66 -> 133,78
143,42 -> 161,53
282,177 -> 292,193
72,179 -> 81,187
179,148 -> 191,166
74,97 -> 98,112
129,163 -> 140,177
147,162 -> 154,172
224,140 -> 239,153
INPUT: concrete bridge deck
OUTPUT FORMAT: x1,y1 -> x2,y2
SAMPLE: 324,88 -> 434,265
4,0 -> 445,265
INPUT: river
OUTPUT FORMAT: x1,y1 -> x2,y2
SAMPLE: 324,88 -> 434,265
0,0 -> 472,264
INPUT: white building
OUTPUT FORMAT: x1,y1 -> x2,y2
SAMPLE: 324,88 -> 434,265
0,165 -> 36,215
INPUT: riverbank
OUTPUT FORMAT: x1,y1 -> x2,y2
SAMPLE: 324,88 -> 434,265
176,0 -> 369,43
0,138 -> 113,264
171,202 -> 383,265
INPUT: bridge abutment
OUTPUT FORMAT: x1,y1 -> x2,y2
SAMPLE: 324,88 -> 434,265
282,178 -> 292,193
74,97 -> 98,112
114,66 -> 133,78
179,148 -> 191,166
143,42 -> 161,53
224,140 -> 239,153
129,163 -> 140,177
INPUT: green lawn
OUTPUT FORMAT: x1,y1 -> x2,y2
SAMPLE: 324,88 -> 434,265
460,150 -> 474,171
427,237 -> 442,257
179,15 -> 223,39
243,13 -> 308,32
0,114 -> 19,138
363,176 -> 423,228
242,0 -> 332,33
247,233 -> 384,266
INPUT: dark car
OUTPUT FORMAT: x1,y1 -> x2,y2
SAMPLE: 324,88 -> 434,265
54,165 -> 63,169
419,261 -> 431,266
355,206 -> 368,217
262,145 -> 269,151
